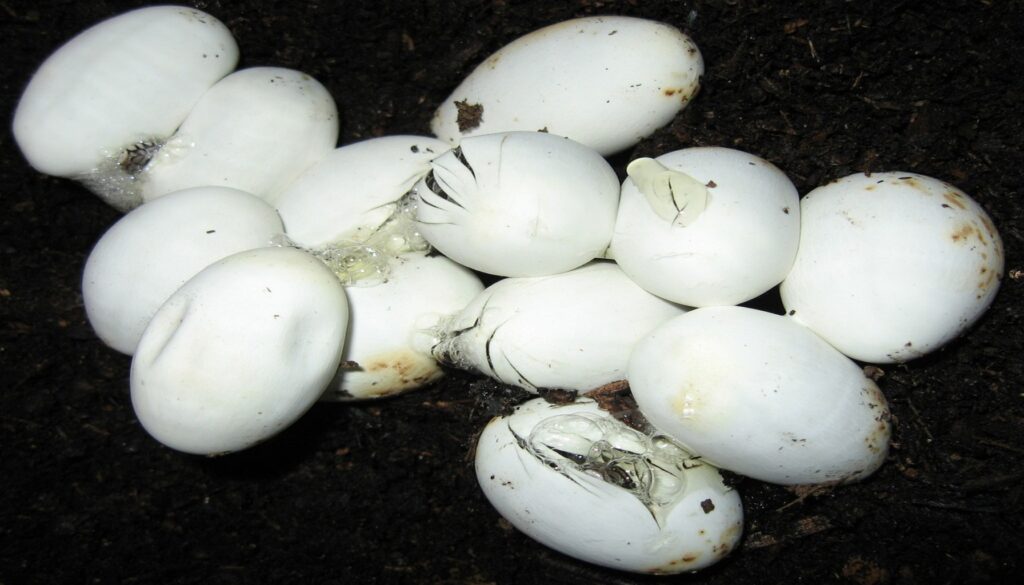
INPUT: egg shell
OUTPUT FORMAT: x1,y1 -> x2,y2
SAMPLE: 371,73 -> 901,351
131,246 -> 348,455
629,306 -> 891,485
611,147 -> 800,307
431,16 -> 703,156
321,252 -> 484,401
12,6 -> 238,181
475,397 -> 743,574
431,261 -> 686,392
781,172 -> 1005,363
83,186 -> 284,355
139,67 -> 339,207
414,131 -> 620,277
276,135 -> 449,249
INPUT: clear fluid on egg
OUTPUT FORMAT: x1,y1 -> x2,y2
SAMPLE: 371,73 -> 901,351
272,193 -> 430,287
77,137 -> 165,212
525,413 -> 698,523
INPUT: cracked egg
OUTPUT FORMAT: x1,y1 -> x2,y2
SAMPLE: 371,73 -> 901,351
475,397 -> 743,574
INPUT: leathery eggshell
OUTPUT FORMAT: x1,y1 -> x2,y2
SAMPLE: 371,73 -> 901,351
320,252 -> 484,401
475,397 -> 743,574
611,147 -> 800,307
781,172 -> 1005,364
131,247 -> 348,455
276,135 -> 449,250
629,306 -> 891,485
12,6 -> 238,189
429,261 -> 686,392
83,186 -> 284,355
138,67 -> 339,207
413,132 -> 620,277
431,16 -> 703,156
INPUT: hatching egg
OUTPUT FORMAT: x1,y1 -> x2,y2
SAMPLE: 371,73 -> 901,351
475,397 -> 743,574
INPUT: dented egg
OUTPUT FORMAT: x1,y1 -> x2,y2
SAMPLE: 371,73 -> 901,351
131,247 -> 348,455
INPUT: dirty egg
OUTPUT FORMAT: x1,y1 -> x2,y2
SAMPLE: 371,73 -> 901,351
428,261 -> 685,393
431,16 -> 703,156
413,131 -> 620,277
475,397 -> 743,574
83,186 -> 284,355
319,251 -> 483,401
131,247 -> 348,455
781,172 -> 1005,363
611,147 -> 800,307
12,6 -> 239,210
629,306 -> 891,485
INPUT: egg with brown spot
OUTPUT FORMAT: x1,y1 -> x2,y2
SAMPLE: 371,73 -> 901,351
781,171 -> 1004,364
320,252 -> 483,401
430,16 -> 703,156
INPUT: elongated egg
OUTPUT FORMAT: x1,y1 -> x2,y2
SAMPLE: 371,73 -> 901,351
431,16 -> 703,156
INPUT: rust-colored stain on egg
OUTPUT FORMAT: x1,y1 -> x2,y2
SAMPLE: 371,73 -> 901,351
950,223 -> 976,243
943,190 -> 968,209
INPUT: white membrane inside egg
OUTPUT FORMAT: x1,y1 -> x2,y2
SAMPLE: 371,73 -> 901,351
414,132 -> 620,277
12,6 -> 239,211
781,172 -> 1005,364
475,397 -> 744,574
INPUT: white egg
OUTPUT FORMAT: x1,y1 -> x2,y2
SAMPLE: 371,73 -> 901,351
320,252 -> 484,401
131,247 -> 348,455
431,16 -> 703,156
12,6 -> 238,209
629,306 -> 891,485
276,135 -> 449,251
413,131 -> 620,277
430,261 -> 686,392
476,397 -> 743,574
611,147 -> 800,307
781,172 -> 1005,363
83,186 -> 284,355
134,67 -> 338,207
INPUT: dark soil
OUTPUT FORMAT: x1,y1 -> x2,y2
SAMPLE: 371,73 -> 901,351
2,1 -> 1023,583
